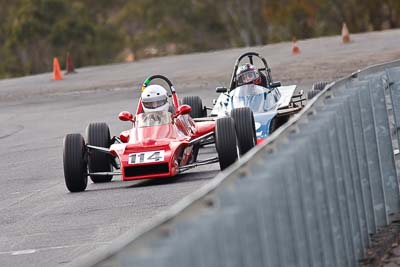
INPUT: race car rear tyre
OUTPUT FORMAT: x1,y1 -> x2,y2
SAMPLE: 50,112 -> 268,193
215,117 -> 238,170
312,81 -> 329,91
63,134 -> 88,192
182,96 -> 205,118
307,90 -> 320,100
230,107 -> 256,155
86,122 -> 113,183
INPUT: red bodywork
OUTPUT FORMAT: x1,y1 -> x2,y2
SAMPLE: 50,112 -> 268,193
256,138 -> 264,145
111,113 -> 214,181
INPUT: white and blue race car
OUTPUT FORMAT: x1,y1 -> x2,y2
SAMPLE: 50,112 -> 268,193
211,52 -> 304,147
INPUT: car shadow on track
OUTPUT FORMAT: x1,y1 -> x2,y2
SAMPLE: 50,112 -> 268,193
80,169 -> 219,192
128,169 -> 219,188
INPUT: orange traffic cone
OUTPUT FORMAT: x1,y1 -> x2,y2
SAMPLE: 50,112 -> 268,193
342,22 -> 351,44
292,37 -> 300,55
65,52 -> 76,74
53,57 -> 63,80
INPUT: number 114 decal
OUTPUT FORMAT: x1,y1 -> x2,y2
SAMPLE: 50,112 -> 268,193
128,150 -> 165,164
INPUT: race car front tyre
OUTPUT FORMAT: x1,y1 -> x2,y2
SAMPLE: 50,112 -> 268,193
230,107 -> 256,155
86,122 -> 113,183
307,90 -> 320,100
215,117 -> 238,170
312,81 -> 329,91
63,134 -> 88,192
182,96 -> 206,118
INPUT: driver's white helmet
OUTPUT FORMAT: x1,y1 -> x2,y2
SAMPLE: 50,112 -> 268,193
141,85 -> 169,112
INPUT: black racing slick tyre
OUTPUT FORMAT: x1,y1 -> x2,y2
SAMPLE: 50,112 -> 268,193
181,96 -> 205,118
230,107 -> 256,155
307,90 -> 320,100
312,81 -> 329,91
86,122 -> 113,183
215,117 -> 238,170
63,134 -> 88,192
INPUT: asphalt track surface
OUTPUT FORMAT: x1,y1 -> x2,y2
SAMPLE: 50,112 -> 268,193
1,30 -> 400,267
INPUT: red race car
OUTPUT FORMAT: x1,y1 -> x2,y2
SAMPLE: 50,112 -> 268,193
63,75 -> 255,192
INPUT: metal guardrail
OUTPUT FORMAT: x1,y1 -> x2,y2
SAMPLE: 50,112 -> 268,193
76,60 -> 400,267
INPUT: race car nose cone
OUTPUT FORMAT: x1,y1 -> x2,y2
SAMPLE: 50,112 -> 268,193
142,138 -> 156,146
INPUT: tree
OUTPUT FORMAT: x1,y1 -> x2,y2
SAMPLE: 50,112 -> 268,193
2,0 -> 123,76
0,0 -> 400,78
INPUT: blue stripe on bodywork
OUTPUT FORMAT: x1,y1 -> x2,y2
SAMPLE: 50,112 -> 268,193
254,112 -> 277,138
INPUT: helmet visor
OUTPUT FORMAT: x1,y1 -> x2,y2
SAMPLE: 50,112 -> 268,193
142,98 -> 168,109
237,70 -> 259,85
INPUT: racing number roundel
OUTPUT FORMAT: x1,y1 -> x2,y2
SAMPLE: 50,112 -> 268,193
128,150 -> 165,164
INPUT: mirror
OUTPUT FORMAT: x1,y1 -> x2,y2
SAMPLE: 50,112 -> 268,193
270,81 -> 281,88
118,111 -> 134,122
177,104 -> 192,115
216,87 -> 227,93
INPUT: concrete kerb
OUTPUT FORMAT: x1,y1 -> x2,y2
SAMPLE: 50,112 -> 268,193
68,59 -> 400,267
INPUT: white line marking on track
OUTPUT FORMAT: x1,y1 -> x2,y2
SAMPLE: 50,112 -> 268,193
11,249 -> 36,255
0,242 -> 111,256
